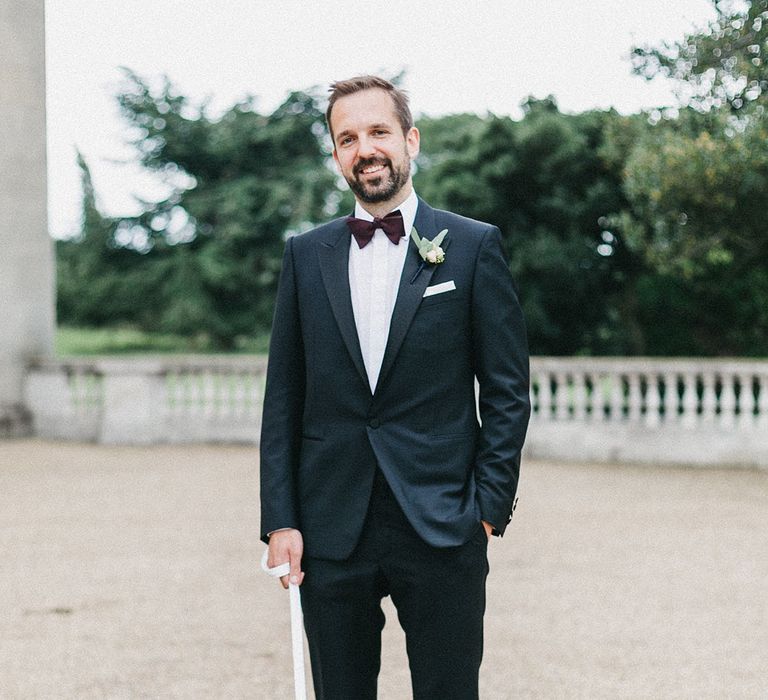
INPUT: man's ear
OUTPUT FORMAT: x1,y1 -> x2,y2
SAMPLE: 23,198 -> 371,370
332,149 -> 341,170
406,127 -> 420,159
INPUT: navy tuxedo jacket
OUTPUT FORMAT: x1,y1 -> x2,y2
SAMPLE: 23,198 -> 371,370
260,198 -> 530,560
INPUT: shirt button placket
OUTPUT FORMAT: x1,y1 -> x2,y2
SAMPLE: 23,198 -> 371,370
369,231 -> 388,391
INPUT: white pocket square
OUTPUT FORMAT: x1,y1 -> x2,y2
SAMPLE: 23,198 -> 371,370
423,280 -> 456,298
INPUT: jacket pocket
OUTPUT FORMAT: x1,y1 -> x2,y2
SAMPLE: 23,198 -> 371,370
427,431 -> 475,442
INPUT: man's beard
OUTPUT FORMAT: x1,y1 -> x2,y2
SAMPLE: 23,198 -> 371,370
347,154 -> 410,204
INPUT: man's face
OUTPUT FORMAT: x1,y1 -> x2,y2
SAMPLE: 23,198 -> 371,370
331,89 -> 420,205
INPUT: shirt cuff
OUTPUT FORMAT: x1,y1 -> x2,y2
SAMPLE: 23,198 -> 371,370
267,527 -> 293,538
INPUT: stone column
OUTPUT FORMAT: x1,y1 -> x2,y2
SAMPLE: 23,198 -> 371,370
0,0 -> 54,437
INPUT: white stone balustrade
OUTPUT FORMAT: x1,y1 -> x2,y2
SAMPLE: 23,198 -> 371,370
24,356 -> 267,445
527,357 -> 768,468
21,356 -> 768,468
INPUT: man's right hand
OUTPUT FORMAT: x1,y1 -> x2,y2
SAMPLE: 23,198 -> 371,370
267,528 -> 305,589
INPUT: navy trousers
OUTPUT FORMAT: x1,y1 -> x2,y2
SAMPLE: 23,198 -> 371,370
300,469 -> 489,699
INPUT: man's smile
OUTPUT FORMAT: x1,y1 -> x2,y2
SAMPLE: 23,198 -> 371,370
355,159 -> 390,178
345,148 -> 409,204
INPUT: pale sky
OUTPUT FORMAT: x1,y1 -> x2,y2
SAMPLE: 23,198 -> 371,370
44,0 -> 716,238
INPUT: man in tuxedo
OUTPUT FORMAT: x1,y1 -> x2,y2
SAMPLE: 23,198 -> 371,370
261,75 -> 530,699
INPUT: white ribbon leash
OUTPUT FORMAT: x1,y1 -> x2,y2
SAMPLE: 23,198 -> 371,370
261,549 -> 307,700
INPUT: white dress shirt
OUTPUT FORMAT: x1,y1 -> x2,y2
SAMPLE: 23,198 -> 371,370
349,189 -> 418,393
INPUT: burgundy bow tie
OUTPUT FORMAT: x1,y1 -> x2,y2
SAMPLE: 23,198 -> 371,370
346,210 -> 405,249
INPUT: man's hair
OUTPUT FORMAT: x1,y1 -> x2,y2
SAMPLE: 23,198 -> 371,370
326,75 -> 413,144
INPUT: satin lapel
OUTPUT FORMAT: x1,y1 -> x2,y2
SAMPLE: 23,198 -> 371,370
376,200 -> 451,394
317,222 -> 369,390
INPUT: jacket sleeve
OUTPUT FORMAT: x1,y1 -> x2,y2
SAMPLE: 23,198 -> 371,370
471,226 -> 531,536
259,236 -> 305,543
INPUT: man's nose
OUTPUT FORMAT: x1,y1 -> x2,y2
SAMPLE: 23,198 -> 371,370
357,135 -> 377,158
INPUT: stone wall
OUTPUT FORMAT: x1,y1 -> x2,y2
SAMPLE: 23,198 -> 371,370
25,356 -> 268,445
527,356 -> 768,468
23,355 -> 768,469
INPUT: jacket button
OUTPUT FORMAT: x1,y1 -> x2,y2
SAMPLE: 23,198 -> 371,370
368,418 -> 381,429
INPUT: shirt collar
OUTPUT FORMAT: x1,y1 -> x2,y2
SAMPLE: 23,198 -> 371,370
353,188 -> 419,238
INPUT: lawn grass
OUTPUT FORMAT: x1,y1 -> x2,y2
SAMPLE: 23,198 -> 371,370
55,326 -> 270,356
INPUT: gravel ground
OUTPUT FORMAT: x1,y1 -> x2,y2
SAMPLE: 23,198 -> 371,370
0,440 -> 766,699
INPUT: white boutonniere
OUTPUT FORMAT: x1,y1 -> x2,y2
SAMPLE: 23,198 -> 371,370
410,227 -> 447,265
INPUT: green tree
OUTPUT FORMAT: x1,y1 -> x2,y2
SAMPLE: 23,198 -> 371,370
632,0 -> 768,113
116,70 -> 337,347
59,71 -> 337,348
612,0 -> 768,355
415,100 -> 645,355
615,112 -> 768,275
57,153 -> 152,328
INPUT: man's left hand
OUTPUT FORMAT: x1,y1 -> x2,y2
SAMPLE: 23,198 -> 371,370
481,520 -> 493,540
